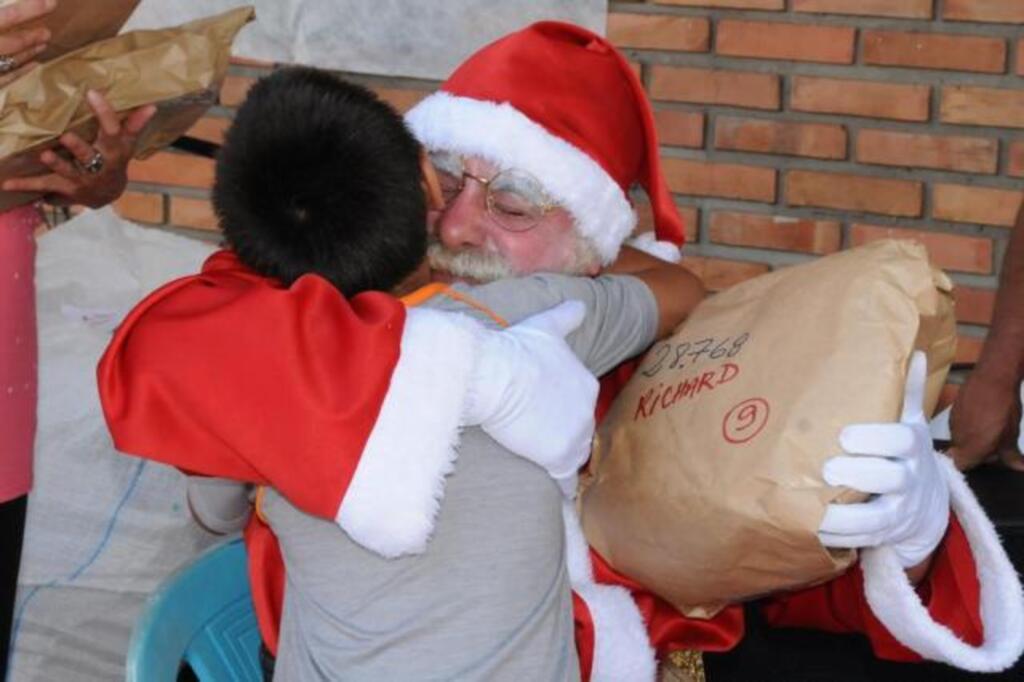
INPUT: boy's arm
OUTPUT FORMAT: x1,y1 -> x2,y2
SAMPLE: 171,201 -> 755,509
603,245 -> 705,338
98,267 -> 453,558
99,255 -> 598,557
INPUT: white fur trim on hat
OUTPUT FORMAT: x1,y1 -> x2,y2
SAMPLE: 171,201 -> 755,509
860,454 -> 1024,672
563,502 -> 657,681
627,231 -> 682,263
337,308 -> 481,558
406,92 -> 637,265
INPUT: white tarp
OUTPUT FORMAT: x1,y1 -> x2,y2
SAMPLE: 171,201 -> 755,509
10,211 -> 218,682
124,0 -> 607,80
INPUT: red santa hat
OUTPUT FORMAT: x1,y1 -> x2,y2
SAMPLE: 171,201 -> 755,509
405,21 -> 684,264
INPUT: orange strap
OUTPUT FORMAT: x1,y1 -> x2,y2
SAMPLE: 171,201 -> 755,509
253,485 -> 270,524
401,283 -> 509,328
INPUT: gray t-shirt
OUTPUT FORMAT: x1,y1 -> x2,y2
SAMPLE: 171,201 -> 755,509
263,273 -> 658,682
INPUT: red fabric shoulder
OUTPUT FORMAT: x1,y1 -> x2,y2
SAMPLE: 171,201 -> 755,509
97,251 -> 406,520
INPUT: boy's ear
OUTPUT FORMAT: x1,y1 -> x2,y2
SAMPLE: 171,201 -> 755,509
419,149 -> 445,211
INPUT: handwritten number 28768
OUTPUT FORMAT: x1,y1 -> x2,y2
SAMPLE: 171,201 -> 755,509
641,333 -> 750,378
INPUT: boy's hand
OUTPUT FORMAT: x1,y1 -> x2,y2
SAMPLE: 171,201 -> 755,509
465,300 -> 598,494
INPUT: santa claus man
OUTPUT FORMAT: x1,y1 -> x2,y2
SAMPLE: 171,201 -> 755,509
100,22 -> 1022,681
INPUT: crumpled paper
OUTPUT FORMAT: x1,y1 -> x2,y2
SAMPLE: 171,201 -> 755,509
581,240 -> 957,617
0,6 -> 253,211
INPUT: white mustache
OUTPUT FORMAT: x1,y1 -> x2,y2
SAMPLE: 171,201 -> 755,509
426,242 -> 514,283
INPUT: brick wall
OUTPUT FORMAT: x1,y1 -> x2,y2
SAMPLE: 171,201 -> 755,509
86,1 -> 1024,403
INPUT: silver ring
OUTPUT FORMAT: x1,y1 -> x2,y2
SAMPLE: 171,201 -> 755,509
81,151 -> 105,175
0,55 -> 16,75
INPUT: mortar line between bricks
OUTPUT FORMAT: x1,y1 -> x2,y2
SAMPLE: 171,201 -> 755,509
684,241 -> 817,268
724,102 -> 1011,135
661,145 -> 1024,189
649,97 -> 1021,133
839,219 -> 852,250
679,200 -> 1015,245
679,242 -> 1003,283
921,181 -> 934,233
1010,36 -> 1023,81
658,104 -> 1018,147
669,193 -> 1016,243
660,193 -> 1012,238
608,3 -> 1024,37
192,107 -> 234,120
679,238 -> 1001,290
958,325 -> 989,341
707,7 -> 718,53
631,50 -> 1024,88
948,271 -> 1002,288
226,63 -> 275,79
339,71 -> 442,91
125,183 -> 211,200
157,224 -> 223,244
695,203 -> 710,246
988,237 -> 1007,280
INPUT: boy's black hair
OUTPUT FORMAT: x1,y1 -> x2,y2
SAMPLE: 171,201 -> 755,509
213,66 -> 426,296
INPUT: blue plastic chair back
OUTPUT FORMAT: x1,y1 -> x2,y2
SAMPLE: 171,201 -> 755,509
125,536 -> 262,682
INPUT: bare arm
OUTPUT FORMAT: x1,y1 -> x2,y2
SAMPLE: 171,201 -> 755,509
603,245 -> 706,339
949,201 -> 1024,469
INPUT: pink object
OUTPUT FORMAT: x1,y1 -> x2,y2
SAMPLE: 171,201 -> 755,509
0,205 -> 41,502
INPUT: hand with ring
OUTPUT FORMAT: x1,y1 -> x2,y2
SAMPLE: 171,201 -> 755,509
1,90 -> 157,208
0,0 -> 55,86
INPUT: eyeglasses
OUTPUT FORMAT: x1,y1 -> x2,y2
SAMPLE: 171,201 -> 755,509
429,150 -> 557,233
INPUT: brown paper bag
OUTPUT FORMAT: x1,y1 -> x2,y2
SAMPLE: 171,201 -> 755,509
580,240 -> 956,618
0,0 -> 141,62
0,6 -> 253,211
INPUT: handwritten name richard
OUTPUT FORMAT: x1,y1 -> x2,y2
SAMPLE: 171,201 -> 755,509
634,362 -> 740,421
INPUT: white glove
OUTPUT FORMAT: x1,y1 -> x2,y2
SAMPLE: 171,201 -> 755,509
818,352 -> 950,568
464,300 -> 598,492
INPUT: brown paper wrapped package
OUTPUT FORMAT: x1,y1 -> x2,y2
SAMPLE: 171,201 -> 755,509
0,0 -> 141,62
580,240 -> 956,618
0,6 -> 253,211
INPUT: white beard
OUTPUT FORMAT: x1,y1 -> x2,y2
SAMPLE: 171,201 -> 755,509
426,242 -> 514,283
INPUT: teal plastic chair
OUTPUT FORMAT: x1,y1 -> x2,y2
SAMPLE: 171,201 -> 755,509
126,536 -> 262,682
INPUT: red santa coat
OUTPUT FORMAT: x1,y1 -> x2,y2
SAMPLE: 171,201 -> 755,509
99,251 -> 1023,680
